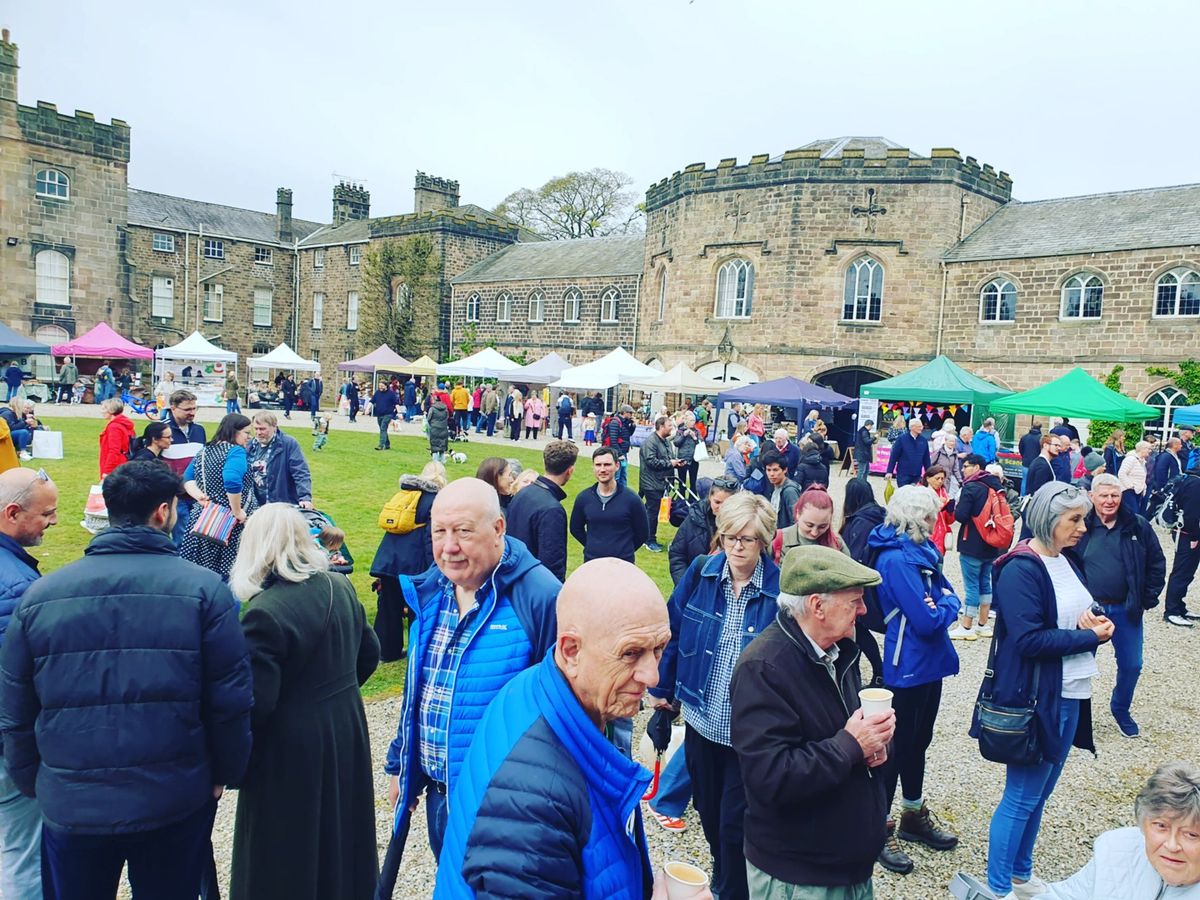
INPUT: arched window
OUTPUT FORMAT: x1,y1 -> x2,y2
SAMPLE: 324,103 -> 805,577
842,257 -> 883,322
1061,273 -> 1104,319
1144,385 -> 1190,442
600,287 -> 620,323
465,292 -> 480,323
35,168 -> 69,199
980,279 -> 1017,322
527,290 -> 544,323
563,287 -> 582,323
496,291 -> 512,323
715,259 -> 754,318
656,269 -> 668,321
35,250 -> 70,306
1154,268 -> 1200,318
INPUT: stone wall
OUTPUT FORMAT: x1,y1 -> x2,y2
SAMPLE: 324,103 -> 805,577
449,274 -> 641,362
296,240 -> 365,374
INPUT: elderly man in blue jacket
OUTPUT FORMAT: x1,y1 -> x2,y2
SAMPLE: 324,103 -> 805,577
436,558 -> 707,899
380,477 -> 561,880
248,410 -> 313,508
0,468 -> 57,898
885,416 -> 932,487
0,461 -> 251,899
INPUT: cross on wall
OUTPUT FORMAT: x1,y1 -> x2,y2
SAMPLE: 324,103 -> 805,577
725,194 -> 750,235
851,188 -> 887,233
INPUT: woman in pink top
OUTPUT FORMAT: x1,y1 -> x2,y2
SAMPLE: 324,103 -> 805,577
746,404 -> 766,441
523,395 -> 546,440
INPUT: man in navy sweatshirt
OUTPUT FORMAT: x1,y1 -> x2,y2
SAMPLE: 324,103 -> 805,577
569,446 -> 648,564
885,417 -> 931,487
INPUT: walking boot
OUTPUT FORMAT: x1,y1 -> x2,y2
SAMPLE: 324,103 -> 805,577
898,803 -> 959,850
877,819 -> 913,874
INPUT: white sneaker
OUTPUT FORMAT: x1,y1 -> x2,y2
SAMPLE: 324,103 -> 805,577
1012,876 -> 1049,899
949,625 -> 978,641
974,623 -> 994,638
18,451 -> 31,460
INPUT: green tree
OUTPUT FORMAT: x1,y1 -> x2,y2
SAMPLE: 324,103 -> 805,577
495,168 -> 644,239
1087,364 -> 1142,448
358,236 -> 439,359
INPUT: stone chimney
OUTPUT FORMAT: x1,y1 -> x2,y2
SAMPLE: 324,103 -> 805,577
276,188 -> 293,243
332,182 -> 370,225
414,172 -> 460,214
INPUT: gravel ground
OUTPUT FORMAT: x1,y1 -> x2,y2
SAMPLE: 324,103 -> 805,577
125,474 -> 1200,899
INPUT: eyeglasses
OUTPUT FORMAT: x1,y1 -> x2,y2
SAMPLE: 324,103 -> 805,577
711,477 -> 740,491
722,534 -> 760,548
9,469 -> 50,508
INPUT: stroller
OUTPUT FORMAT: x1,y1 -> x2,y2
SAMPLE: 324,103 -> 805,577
299,507 -> 355,575
667,476 -> 711,527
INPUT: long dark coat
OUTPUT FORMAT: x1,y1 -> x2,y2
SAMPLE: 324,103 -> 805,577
230,570 -> 381,900
427,402 -> 450,453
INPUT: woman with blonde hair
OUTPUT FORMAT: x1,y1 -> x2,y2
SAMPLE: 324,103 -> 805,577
98,397 -> 136,478
1103,429 -> 1127,479
229,504 -> 379,900
370,460 -> 446,660
1117,440 -> 1153,515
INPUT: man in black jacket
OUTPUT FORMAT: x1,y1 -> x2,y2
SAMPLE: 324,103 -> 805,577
1018,422 -> 1043,495
1161,466 -> 1200,628
605,404 -> 634,490
639,416 -> 680,553
0,461 -> 252,899
731,545 -> 894,897
762,451 -> 802,529
506,440 -> 578,581
854,419 -> 875,482
570,446 -> 647,564
1076,474 -> 1167,737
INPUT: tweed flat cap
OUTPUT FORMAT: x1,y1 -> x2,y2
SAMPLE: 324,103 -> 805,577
780,545 -> 882,595
1084,451 -> 1104,472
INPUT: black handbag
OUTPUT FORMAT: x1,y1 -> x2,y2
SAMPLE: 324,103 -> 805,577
972,635 -> 1043,766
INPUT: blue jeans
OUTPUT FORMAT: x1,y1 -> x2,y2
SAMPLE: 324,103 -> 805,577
1102,605 -> 1143,723
649,743 -> 692,818
377,415 -> 392,449
960,554 -> 994,618
1020,467 -> 1029,496
225,399 -> 240,414
609,717 -> 633,759
854,457 -> 870,482
425,786 -> 448,859
0,764 -> 40,899
4,384 -> 17,402
617,457 -> 629,490
987,699 -> 1080,895
41,798 -> 215,900
172,499 -> 194,548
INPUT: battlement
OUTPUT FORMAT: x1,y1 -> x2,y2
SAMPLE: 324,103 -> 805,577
645,145 -> 1013,211
15,101 -> 131,162
370,208 -> 520,243
332,181 -> 370,225
415,171 -> 460,194
414,171 -> 461,214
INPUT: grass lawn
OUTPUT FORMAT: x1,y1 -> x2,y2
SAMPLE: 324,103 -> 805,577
29,417 -> 679,699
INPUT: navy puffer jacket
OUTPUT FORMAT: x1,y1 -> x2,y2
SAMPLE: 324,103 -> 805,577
0,526 -> 252,834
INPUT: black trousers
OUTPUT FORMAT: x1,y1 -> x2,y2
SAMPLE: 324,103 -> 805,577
559,416 -> 573,440
675,461 -> 699,494
509,418 -> 521,441
883,679 -> 943,810
685,725 -> 748,900
374,576 -> 409,662
856,621 -> 884,684
1166,531 -> 1200,618
643,489 -> 664,543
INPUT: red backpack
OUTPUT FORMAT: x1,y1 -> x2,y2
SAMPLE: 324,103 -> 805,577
971,486 -> 1015,549
601,415 -> 614,446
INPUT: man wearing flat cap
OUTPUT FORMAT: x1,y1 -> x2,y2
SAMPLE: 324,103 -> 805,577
730,545 -> 895,900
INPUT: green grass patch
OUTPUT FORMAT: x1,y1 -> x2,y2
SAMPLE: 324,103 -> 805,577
30,418 -> 678,699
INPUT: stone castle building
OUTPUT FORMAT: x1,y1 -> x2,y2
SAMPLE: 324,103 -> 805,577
2,32 -> 1197,438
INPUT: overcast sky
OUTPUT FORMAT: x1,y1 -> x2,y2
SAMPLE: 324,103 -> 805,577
9,0 -> 1197,224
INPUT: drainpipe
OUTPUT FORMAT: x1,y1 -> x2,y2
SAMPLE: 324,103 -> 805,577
291,240 -> 300,348
631,273 -> 643,357
935,262 -> 949,357
196,223 -> 204,327
182,233 -> 190,333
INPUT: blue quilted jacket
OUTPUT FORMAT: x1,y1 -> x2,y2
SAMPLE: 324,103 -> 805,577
0,533 -> 39,648
383,536 -> 560,826
434,652 -> 653,899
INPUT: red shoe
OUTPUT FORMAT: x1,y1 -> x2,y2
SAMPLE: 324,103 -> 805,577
649,809 -> 687,833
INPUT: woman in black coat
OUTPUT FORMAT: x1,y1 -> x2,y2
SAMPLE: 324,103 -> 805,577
667,477 -> 735,584
228,504 -> 380,900
839,477 -> 887,687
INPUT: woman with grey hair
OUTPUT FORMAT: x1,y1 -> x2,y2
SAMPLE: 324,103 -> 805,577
975,481 -> 1116,900
1118,439 -> 1153,515
1036,760 -> 1200,897
228,503 -> 380,900
866,485 -> 962,874
673,411 -> 701,493
649,491 -> 779,900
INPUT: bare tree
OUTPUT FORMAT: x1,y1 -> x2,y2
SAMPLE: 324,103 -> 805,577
495,168 -> 644,239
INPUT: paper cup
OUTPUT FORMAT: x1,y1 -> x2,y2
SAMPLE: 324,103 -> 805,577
859,687 -> 894,717
664,861 -> 710,899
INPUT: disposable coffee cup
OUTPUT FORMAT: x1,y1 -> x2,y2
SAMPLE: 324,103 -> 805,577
859,687 -> 894,717
664,861 -> 710,899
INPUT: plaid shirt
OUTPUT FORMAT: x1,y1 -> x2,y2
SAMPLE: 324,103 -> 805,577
683,557 -> 764,747
417,562 -> 500,784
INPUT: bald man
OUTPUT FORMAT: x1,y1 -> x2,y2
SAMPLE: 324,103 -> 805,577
381,477 -> 562,873
436,560 -> 702,899
0,468 -> 56,897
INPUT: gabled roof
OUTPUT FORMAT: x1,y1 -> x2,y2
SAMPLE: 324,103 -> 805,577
451,235 -> 644,284
128,188 -> 324,245
945,183 -> 1200,262
784,136 -> 924,161
297,218 -> 371,248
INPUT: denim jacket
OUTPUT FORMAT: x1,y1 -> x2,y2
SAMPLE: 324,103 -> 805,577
650,551 -> 780,716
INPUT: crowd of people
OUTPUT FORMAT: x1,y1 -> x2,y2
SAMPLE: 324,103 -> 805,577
1,383 -> 1200,900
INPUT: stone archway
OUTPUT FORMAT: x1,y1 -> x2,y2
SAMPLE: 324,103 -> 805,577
812,365 -> 890,453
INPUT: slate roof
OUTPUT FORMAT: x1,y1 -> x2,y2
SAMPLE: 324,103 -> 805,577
128,189 -> 324,245
451,235 -> 645,284
773,136 -> 924,161
945,183 -> 1200,262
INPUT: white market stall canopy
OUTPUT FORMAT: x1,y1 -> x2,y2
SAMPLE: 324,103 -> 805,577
247,342 -> 320,372
624,362 -> 725,394
437,346 -> 520,379
549,347 -> 660,391
156,331 -> 237,364
502,351 -> 573,386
